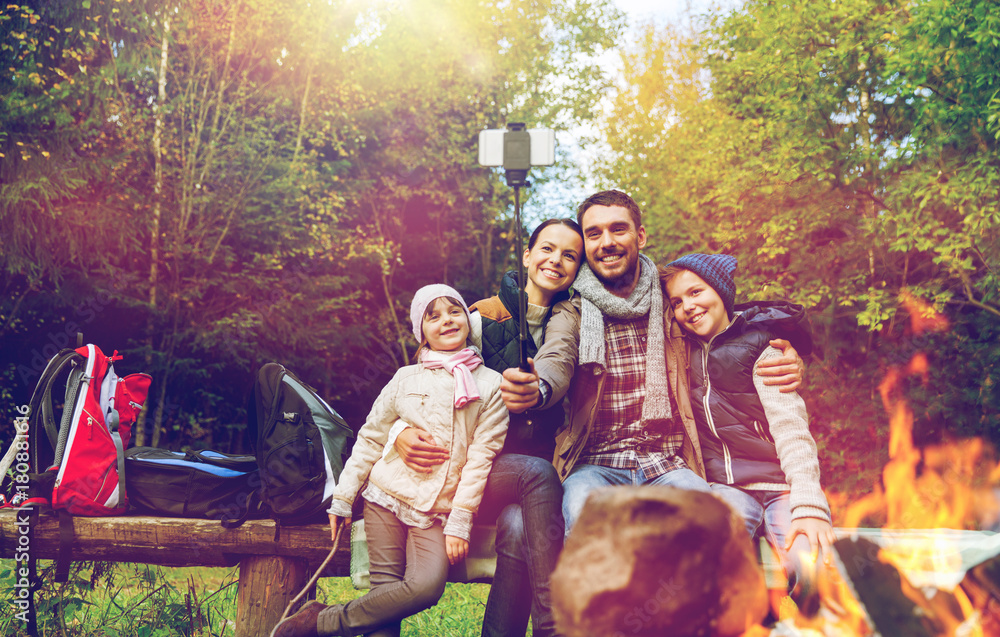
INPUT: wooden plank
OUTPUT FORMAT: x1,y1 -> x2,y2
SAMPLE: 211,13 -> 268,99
834,536 -> 940,636
0,509 -> 350,573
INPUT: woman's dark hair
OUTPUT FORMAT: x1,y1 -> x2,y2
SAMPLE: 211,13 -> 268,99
527,218 -> 584,250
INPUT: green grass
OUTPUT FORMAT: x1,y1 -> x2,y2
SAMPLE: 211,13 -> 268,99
0,561 -> 495,636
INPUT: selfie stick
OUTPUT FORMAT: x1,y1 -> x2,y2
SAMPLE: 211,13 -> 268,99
502,124 -> 532,372
478,123 -> 555,373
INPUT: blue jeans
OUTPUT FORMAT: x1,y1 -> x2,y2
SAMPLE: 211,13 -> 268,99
479,453 -> 564,637
710,484 -> 812,590
562,463 -> 711,536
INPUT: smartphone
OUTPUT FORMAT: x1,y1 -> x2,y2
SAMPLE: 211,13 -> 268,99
478,127 -> 556,167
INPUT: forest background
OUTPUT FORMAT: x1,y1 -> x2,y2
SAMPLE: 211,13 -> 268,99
1,0 -> 997,505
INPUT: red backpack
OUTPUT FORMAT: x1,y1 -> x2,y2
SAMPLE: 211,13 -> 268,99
3,344 -> 151,514
0,343 -> 150,634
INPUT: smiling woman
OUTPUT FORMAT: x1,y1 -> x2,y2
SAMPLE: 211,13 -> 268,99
522,220 -> 584,307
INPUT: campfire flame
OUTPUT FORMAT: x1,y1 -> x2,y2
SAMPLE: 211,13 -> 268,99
762,293 -> 999,636
773,548 -> 872,636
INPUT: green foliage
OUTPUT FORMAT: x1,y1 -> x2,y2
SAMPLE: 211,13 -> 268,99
595,0 -> 1000,499
900,314 -> 1000,445
0,1 -> 121,288
0,561 -> 240,636
0,0 -> 623,444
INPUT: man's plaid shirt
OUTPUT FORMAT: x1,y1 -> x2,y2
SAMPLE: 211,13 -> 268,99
578,314 -> 687,480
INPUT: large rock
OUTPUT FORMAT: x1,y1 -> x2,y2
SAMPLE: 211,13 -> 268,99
551,486 -> 768,637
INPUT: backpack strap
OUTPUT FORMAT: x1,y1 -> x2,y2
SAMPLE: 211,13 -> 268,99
220,490 -> 260,529
29,350 -> 82,458
49,363 -> 86,470
106,408 -> 127,506
0,430 -> 27,493
55,509 -> 74,583
26,505 -> 41,636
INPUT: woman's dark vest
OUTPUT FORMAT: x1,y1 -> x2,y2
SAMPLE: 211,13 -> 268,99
471,271 -> 565,459
688,303 -> 809,486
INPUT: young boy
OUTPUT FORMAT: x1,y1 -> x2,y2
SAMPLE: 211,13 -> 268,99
661,253 -> 834,606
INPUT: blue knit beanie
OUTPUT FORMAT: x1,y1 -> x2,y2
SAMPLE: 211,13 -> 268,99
666,253 -> 738,316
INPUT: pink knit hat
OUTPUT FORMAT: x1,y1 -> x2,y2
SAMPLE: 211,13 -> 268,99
409,284 -> 471,342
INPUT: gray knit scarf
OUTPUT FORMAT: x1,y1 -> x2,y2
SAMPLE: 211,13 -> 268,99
573,254 -> 672,422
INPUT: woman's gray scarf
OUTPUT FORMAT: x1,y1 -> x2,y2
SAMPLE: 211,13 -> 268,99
573,254 -> 672,422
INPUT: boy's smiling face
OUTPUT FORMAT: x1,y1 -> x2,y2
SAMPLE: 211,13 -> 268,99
666,269 -> 730,341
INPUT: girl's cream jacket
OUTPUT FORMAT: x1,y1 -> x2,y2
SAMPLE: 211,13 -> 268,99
331,361 -> 508,526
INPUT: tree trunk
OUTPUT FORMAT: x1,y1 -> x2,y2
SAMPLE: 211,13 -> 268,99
482,224 -> 494,293
138,15 -> 171,447
369,199 -> 407,366
380,269 -> 406,367
150,374 -> 169,448
152,17 -> 169,312
292,65 -> 312,166
551,487 -> 767,637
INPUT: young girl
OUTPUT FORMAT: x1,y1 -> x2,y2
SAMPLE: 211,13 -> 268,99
271,284 -> 508,637
660,253 -> 834,607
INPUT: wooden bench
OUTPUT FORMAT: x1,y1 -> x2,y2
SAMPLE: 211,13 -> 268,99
6,509 -> 996,636
0,510 -> 351,637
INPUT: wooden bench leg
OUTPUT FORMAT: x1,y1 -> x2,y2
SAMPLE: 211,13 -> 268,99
236,555 -> 310,637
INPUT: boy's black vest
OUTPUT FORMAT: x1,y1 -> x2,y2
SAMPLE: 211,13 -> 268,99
471,271 -> 566,460
688,302 -> 812,487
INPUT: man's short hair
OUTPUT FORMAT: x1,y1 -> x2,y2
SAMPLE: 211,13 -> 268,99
576,190 -> 642,231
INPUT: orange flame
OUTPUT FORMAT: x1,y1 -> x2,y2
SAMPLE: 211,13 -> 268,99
845,298 -> 975,533
774,291 -> 997,635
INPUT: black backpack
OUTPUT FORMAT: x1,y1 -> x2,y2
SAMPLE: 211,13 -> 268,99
124,447 -> 260,523
249,363 -> 353,524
